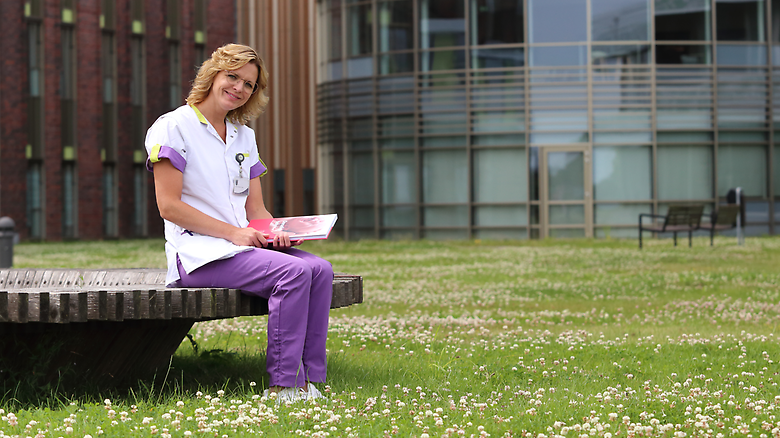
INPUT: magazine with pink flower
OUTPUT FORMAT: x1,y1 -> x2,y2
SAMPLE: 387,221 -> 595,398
248,214 -> 338,242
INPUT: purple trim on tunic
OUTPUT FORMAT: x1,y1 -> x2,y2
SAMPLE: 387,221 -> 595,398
250,161 -> 267,179
146,146 -> 187,173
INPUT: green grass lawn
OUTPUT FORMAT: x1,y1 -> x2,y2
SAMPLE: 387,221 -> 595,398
4,236 -> 780,437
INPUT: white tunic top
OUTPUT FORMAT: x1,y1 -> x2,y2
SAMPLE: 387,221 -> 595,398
145,104 -> 267,286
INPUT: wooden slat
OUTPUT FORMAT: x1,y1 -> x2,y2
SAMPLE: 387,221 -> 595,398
8,291 -> 28,323
87,290 -> 107,320
69,291 -> 88,322
30,270 -> 46,288
0,271 -> 10,289
39,270 -> 56,288
0,291 -> 7,322
49,292 -> 70,323
4,271 -> 22,289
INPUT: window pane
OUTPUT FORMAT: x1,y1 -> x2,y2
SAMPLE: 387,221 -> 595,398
472,111 -> 526,133
549,205 -> 585,224
716,0 -> 765,41
655,0 -> 711,41
379,1 -> 413,52
657,131 -> 713,143
420,136 -> 467,147
550,228 -> 586,237
717,145 -> 768,197
593,132 -> 652,143
531,110 -> 587,130
593,110 -> 652,130
745,201 -> 770,222
774,145 -> 780,196
348,4 -> 372,56
716,44 -> 767,65
591,0 -> 650,41
529,45 -> 588,66
379,116 -> 414,136
422,150 -> 468,203
379,52 -> 414,74
474,206 -> 528,226
774,0 -> 780,41
656,44 -> 712,64
592,44 -> 651,64
347,56 -> 373,78
351,153 -> 374,205
657,145 -> 713,199
474,228 -> 528,239
348,117 -> 372,139
328,8 -> 342,60
382,151 -> 416,204
472,134 -> 526,145
420,49 -> 466,71
473,148 -> 527,202
421,112 -> 468,134
419,0 -> 465,49
380,137 -> 414,149
656,108 -> 713,129
595,204 -> 652,225
423,229 -> 470,239
719,131 -> 766,142
471,0 -> 524,45
528,0 -> 586,43
350,207 -> 375,227
328,61 -> 343,80
548,151 -> 584,201
531,132 -> 589,144
471,47 -> 525,68
593,146 -> 652,201
383,206 -> 416,226
423,206 -> 468,226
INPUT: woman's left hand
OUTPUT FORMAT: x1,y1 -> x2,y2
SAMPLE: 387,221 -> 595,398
272,231 -> 303,249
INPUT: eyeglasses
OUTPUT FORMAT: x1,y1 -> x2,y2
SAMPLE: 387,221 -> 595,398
223,71 -> 258,95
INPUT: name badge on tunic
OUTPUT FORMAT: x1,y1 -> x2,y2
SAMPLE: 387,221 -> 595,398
233,153 -> 250,195
233,176 -> 250,194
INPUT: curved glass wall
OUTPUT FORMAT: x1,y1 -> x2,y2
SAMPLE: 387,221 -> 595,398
318,0 -> 780,240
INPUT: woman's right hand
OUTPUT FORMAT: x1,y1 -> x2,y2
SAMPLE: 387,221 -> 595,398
229,226 -> 270,248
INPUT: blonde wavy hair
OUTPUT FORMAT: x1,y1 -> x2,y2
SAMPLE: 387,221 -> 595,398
186,43 -> 269,125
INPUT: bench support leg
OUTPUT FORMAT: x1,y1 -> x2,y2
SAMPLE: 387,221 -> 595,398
0,320 -> 195,388
688,230 -> 693,247
673,232 -> 677,247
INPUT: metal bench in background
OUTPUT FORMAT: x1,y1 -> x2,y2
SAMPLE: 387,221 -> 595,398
699,204 -> 741,246
0,269 -> 362,386
638,204 -> 704,249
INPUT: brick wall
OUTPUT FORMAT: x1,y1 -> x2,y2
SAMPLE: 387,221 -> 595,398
0,0 -> 236,241
0,1 -> 30,239
76,0 -> 103,240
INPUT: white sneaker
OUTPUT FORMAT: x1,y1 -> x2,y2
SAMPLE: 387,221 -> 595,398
306,383 -> 327,402
263,387 -> 307,404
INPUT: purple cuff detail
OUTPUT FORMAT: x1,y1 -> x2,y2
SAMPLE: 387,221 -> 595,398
250,161 -> 267,179
146,146 -> 187,173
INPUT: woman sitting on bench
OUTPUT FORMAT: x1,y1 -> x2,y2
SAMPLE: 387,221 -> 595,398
145,43 -> 333,403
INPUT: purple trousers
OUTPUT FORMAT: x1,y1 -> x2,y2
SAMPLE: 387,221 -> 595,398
175,247 -> 333,387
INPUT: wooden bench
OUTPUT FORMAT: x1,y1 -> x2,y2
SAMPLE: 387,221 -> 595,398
0,269 -> 362,386
638,204 -> 704,249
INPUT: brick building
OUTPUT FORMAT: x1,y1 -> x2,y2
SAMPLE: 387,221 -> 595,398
0,0 -> 236,240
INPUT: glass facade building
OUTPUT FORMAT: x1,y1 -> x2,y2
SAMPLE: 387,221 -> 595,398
317,0 -> 780,239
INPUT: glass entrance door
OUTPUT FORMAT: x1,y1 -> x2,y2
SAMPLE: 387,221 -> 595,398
541,147 -> 592,237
